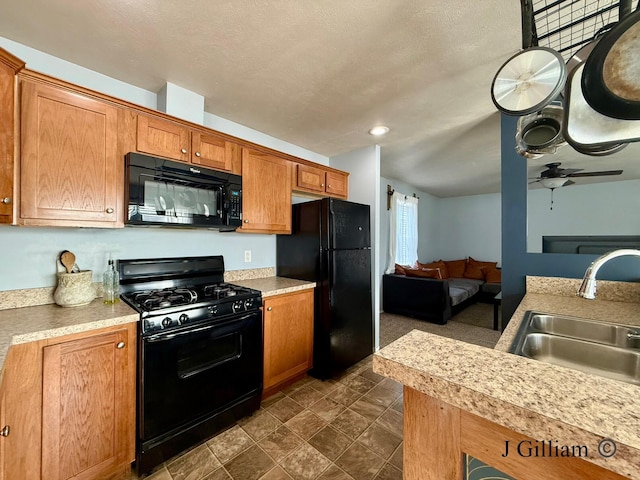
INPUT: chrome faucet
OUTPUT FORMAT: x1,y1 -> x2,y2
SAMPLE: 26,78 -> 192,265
577,249 -> 640,299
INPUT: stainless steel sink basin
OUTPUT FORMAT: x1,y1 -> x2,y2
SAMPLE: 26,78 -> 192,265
520,333 -> 640,385
529,314 -> 640,349
510,311 -> 640,385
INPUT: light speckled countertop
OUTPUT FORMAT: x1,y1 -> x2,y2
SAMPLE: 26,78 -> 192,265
0,271 -> 312,377
0,299 -> 139,379
374,276 -> 640,479
231,276 -> 316,298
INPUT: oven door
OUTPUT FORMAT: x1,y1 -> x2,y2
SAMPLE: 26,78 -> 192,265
126,152 -> 242,230
140,311 -> 262,442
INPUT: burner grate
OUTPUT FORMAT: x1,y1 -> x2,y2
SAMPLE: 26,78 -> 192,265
133,288 -> 198,311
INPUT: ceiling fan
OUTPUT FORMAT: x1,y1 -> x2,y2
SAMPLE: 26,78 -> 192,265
529,162 -> 623,189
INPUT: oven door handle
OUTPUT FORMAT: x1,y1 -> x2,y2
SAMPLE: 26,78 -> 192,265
143,313 -> 255,343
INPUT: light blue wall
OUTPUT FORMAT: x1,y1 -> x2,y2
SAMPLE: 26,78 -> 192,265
435,193 -> 501,264
527,179 -> 640,253
0,226 -> 274,290
0,38 -> 332,291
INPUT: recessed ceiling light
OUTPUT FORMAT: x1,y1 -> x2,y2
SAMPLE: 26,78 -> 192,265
368,126 -> 389,136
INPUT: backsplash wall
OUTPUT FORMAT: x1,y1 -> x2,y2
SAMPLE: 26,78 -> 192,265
0,226 -> 275,291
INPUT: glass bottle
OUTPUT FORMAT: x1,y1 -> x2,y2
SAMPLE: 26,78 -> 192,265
103,259 -> 120,304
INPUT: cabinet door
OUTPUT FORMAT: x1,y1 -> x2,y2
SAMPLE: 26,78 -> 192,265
42,328 -> 135,480
136,115 -> 190,162
191,132 -> 233,171
20,81 -> 120,225
0,387 -> 5,480
295,164 -> 325,193
0,62 -> 15,224
240,149 -> 292,234
263,290 -> 314,392
325,170 -> 348,198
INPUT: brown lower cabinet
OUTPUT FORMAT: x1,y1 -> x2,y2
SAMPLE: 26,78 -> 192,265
263,290 -> 314,397
0,323 -> 136,480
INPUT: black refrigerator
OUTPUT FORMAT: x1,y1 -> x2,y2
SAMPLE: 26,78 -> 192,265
276,198 -> 373,379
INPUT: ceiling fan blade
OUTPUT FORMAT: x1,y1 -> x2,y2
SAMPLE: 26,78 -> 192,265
557,168 -> 583,175
568,170 -> 623,177
528,180 -> 541,184
564,180 -> 576,186
540,167 -> 583,177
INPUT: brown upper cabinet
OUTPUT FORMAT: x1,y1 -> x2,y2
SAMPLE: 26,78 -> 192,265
0,50 -> 25,225
136,115 -> 241,174
1,46 -> 351,232
293,163 -> 348,199
20,80 -> 123,227
240,149 -> 292,234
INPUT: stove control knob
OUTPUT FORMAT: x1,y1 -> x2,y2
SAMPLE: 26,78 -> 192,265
208,305 -> 218,315
143,319 -> 153,332
232,300 -> 244,312
179,314 -> 189,324
244,299 -> 254,309
162,317 -> 173,328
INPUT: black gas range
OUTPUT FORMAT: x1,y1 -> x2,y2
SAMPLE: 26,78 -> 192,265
119,256 -> 263,475
121,281 -> 262,334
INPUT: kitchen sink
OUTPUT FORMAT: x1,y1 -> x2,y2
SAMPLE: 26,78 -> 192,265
510,311 -> 640,385
528,314 -> 640,349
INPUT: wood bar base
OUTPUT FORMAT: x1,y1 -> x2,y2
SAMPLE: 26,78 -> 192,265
403,386 -> 628,480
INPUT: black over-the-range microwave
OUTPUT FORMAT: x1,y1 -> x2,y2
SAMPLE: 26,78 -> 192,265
125,152 -> 242,231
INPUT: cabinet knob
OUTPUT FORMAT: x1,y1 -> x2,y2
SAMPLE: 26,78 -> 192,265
195,151 -> 201,157
243,219 -> 249,223
1,197 -> 10,205
181,148 -> 188,154
106,207 -> 114,214
0,425 -> 9,437
328,185 -> 332,188
321,184 -> 324,187
116,341 -> 125,349
267,307 -> 272,311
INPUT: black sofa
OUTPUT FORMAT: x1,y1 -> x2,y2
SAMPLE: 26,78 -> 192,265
382,273 -> 500,325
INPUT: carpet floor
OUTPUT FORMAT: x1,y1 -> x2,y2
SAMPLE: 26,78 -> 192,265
379,302 -> 502,349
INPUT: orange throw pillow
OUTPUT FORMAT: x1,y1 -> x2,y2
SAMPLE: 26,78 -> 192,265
405,268 -> 442,280
417,260 -> 449,279
468,256 -> 498,270
484,266 -> 502,283
394,264 -> 408,275
463,263 -> 485,280
444,259 -> 467,278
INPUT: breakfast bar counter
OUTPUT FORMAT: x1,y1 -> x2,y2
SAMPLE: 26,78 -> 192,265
373,276 -> 640,480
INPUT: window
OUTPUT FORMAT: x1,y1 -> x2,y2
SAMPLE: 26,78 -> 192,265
386,192 -> 419,272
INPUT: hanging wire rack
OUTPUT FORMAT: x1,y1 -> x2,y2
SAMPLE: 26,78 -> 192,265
521,0 -> 639,59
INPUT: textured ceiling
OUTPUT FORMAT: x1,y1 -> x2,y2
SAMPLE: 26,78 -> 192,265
1,1 -> 638,197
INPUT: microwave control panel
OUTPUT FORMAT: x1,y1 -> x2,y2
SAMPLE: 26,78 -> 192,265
228,188 -> 242,221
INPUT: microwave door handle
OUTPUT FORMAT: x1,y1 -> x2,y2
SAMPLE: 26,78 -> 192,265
144,313 -> 254,343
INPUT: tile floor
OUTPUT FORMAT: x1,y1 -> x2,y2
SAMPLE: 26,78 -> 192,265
139,357 -> 403,480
